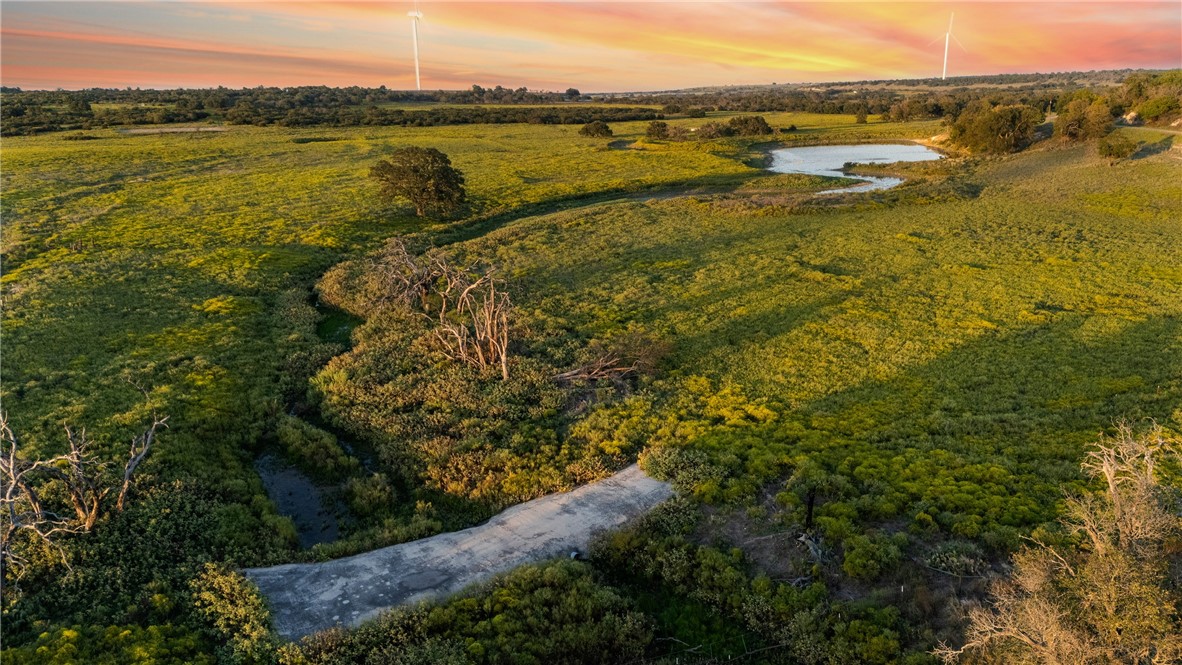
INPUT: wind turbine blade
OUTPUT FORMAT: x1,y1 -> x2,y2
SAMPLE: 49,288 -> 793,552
948,12 -> 954,33
951,33 -> 967,52
927,35 -> 944,47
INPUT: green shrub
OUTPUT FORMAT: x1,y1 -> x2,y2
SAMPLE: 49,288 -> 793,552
1137,95 -> 1180,121
0,624 -> 215,665
1097,134 -> 1140,163
578,120 -> 612,138
842,533 -> 906,581
344,473 -> 396,517
191,563 -> 276,665
645,121 -> 668,140
275,415 -> 359,481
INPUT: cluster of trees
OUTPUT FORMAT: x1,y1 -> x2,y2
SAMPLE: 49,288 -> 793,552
643,115 -> 774,142
946,70 -> 1180,155
1055,93 -> 1117,141
0,99 -> 661,136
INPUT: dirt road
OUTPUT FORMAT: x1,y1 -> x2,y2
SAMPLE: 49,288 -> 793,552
244,464 -> 672,639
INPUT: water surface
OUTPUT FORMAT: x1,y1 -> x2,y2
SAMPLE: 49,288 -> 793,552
768,143 -> 943,194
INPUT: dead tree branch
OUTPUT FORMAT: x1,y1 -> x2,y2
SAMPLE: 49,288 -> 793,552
0,410 -> 166,581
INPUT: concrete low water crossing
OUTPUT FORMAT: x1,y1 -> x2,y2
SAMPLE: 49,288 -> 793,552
768,143 -> 944,194
245,464 -> 672,639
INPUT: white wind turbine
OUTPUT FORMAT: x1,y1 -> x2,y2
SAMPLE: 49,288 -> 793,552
408,3 -> 424,90
937,12 -> 966,80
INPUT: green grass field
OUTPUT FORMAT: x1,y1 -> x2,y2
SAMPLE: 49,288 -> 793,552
2,111 -> 1178,661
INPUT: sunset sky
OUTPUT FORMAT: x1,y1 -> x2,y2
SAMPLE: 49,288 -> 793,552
2,1 -> 1179,92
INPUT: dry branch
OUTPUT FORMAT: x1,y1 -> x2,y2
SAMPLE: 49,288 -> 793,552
0,410 -> 167,581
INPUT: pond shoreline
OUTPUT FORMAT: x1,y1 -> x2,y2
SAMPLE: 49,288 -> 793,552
764,141 -> 946,194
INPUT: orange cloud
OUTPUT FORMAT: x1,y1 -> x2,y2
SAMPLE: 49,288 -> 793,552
1,1 -> 1178,90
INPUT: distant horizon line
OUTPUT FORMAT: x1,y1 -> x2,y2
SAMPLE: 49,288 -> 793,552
4,66 -> 1173,95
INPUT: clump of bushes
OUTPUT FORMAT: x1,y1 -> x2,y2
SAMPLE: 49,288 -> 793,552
0,624 -> 215,665
344,473 -> 397,517
578,120 -> 613,137
287,561 -> 652,665
726,115 -> 773,136
1137,95 -> 1180,122
1097,134 -> 1140,163
842,532 -> 907,581
950,102 -> 1044,153
191,564 -> 276,664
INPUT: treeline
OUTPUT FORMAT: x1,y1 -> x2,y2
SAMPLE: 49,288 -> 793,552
0,83 -> 574,111
604,71 -> 1150,120
0,84 -> 619,136
619,70 -> 1178,128
4,70 -> 1173,137
0,97 -> 658,137
614,86 -> 1058,120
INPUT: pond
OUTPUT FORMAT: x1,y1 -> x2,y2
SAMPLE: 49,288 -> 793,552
255,454 -> 344,548
767,143 -> 944,194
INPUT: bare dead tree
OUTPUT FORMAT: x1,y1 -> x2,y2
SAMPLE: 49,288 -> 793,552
0,411 -> 167,580
432,270 -> 512,381
1,414 -> 83,579
554,331 -> 668,386
934,423 -> 1182,665
368,238 -> 443,311
117,415 -> 166,511
357,241 -> 516,379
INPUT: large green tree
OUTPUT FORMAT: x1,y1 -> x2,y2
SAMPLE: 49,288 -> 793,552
370,147 -> 466,218
950,102 -> 1043,154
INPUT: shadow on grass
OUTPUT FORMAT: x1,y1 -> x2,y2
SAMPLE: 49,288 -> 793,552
1131,136 -> 1174,160
427,172 -> 766,247
767,313 -> 1182,529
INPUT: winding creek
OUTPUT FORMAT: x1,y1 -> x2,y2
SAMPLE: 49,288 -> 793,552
768,143 -> 944,193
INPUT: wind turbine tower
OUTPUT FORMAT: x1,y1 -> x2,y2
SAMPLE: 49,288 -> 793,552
941,13 -> 959,80
408,6 -> 423,90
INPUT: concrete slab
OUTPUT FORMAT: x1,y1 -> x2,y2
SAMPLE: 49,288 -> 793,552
244,464 -> 672,640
